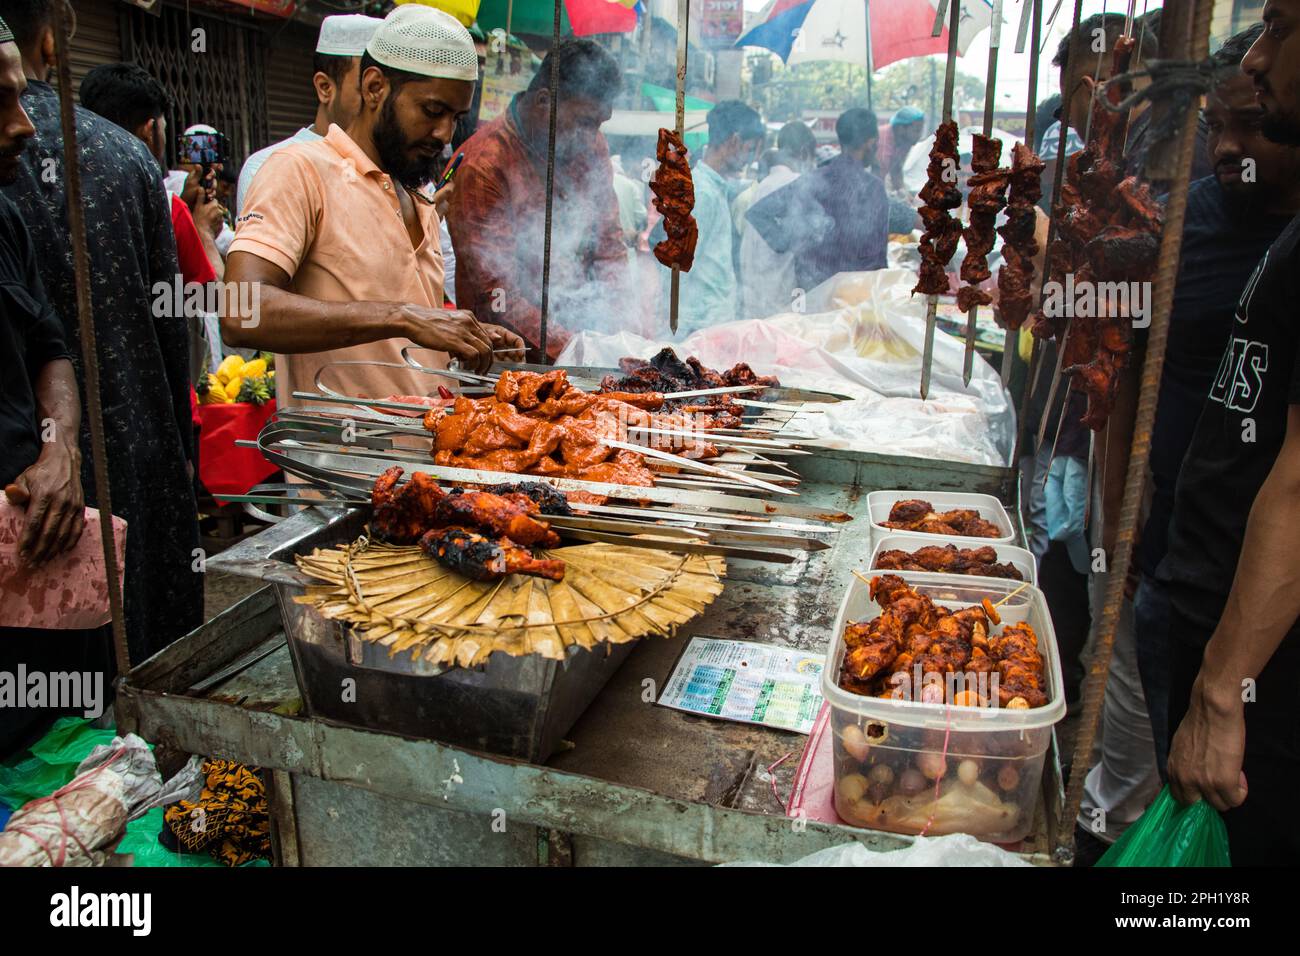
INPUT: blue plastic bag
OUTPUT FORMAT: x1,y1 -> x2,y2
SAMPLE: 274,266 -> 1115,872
1095,785 -> 1231,867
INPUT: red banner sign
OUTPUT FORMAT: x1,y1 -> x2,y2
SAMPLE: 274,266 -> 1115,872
700,0 -> 744,49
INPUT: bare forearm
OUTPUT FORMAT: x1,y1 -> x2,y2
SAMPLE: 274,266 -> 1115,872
221,282 -> 408,352
34,358 -> 80,447
1201,454 -> 1300,701
200,231 -> 225,282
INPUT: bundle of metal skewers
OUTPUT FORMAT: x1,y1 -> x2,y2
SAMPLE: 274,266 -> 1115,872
223,355 -> 851,564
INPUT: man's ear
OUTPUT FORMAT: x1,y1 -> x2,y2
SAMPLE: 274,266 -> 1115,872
137,117 -> 160,154
312,72 -> 334,107
359,65 -> 388,109
40,25 -> 57,70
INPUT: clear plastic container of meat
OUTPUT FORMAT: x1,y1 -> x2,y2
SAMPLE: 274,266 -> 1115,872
821,572 -> 1065,844
865,490 -> 1016,548
869,533 -> 1037,586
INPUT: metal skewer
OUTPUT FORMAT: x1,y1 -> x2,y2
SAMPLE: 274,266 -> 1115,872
962,0 -> 1005,387
602,438 -> 795,495
1002,0 -> 1044,388
669,0 -> 689,335
920,0 -> 962,400
1035,0 -> 1109,454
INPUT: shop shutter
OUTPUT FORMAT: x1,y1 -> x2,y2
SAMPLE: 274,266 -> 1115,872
261,21 -> 320,146
68,0 -> 124,96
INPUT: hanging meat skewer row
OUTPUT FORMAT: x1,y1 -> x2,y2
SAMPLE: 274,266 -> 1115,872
370,467 -> 567,581
913,121 -> 964,297
650,128 -> 698,272
1026,35 -> 1163,430
839,575 -> 1048,708
994,143 -> 1047,332
956,134 -> 1011,313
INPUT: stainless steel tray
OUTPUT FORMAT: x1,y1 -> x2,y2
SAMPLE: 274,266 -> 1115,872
207,506 -> 637,762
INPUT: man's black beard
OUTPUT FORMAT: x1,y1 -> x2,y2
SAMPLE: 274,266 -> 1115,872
373,96 -> 443,191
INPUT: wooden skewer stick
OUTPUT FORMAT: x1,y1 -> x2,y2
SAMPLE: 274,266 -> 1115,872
992,580 -> 1032,608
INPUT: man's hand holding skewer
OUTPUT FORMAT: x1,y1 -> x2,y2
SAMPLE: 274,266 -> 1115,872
401,305 -> 526,373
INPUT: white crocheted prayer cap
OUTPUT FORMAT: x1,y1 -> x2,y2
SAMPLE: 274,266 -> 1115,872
366,4 -> 479,83
316,15 -> 382,57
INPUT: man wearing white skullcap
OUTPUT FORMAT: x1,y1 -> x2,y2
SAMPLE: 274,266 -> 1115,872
225,4 -> 523,410
235,14 -> 382,215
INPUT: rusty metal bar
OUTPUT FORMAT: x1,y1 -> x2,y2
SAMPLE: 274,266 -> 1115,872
52,2 -> 130,676
1056,0 -> 1211,863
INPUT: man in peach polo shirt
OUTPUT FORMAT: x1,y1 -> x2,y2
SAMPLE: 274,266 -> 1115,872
221,5 -> 522,405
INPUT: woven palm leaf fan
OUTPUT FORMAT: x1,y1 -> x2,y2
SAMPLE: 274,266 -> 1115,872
293,538 -> 725,669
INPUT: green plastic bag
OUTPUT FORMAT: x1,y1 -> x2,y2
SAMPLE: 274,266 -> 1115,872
0,717 -> 116,809
0,718 -> 267,867
1096,785 -> 1231,867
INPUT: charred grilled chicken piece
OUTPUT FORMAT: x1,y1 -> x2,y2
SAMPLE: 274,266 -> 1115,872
432,490 -> 561,548
371,466 -> 448,544
483,481 -> 574,516
988,621 -> 1048,707
875,544 -> 1023,579
881,499 -> 1002,538
419,526 -> 565,582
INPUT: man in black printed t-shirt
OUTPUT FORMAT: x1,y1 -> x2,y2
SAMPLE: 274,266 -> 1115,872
1157,0 -> 1300,865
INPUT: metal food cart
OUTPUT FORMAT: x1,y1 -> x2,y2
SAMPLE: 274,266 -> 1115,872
115,446 -> 1068,866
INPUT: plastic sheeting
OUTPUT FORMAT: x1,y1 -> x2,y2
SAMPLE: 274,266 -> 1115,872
0,730 -> 202,866
721,832 -> 1032,867
559,269 -> 1014,466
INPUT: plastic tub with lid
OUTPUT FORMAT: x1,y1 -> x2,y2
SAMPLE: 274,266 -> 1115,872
822,571 -> 1065,843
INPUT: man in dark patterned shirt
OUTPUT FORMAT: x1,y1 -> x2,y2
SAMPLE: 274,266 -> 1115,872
1,1 -> 202,666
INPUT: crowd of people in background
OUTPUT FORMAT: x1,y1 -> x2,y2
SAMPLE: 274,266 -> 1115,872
1,0 -> 1298,870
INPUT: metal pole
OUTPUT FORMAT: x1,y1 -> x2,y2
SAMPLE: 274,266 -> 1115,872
864,0 -> 874,111
51,4 -> 130,676
669,0 -> 689,334
962,0 -> 1005,387
928,56 -> 937,127
1057,0 -> 1211,864
640,2 -> 654,101
538,0 -> 562,362
919,0 -> 961,400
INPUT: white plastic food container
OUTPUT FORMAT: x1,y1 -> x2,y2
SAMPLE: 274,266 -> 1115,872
869,533 -> 1037,586
866,490 -> 1016,548
822,571 -> 1065,844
